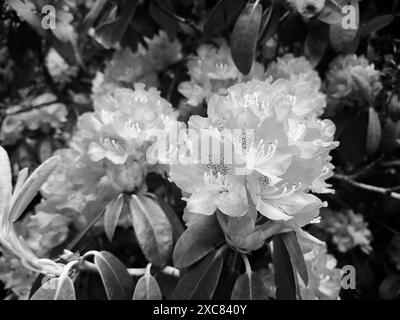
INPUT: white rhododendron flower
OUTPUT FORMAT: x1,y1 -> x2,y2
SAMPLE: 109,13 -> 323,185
178,39 -> 266,106
170,69 -> 338,246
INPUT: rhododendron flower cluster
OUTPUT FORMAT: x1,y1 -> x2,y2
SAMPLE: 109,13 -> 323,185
326,54 -> 383,106
0,93 -> 68,145
262,244 -> 342,300
40,83 -> 180,228
319,208 -> 373,254
178,40 -> 265,106
93,31 -> 182,100
169,57 -> 338,251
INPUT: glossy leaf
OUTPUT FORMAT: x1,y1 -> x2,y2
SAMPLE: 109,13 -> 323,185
130,195 -> 173,267
94,0 -> 138,49
304,21 -> 329,67
149,194 -> 184,242
366,107 -> 382,156
133,265 -> 162,300
231,271 -> 269,300
30,276 -> 76,300
173,214 -> 224,268
281,231 -> 308,286
150,0 -> 178,40
81,0 -> 108,35
379,274 -> 400,300
231,2 -> 262,75
171,250 -> 223,300
6,0 -> 45,37
10,155 -> 60,223
93,251 -> 134,300
203,0 -> 246,36
361,15 -> 394,36
272,234 -> 297,300
104,194 -> 124,241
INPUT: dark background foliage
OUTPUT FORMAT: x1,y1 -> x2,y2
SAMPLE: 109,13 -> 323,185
1,0 -> 400,300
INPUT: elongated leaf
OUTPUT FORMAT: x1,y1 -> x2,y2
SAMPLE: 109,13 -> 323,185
150,0 -> 178,41
361,15 -> 394,36
379,274 -> 400,300
81,0 -> 108,35
304,21 -> 329,67
130,195 -> 173,267
231,271 -> 269,300
366,107 -> 382,156
133,266 -> 162,300
104,194 -> 124,241
171,250 -> 223,300
6,0 -> 45,37
153,195 -> 184,242
259,4 -> 282,43
203,0 -> 246,36
272,234 -> 297,300
10,155 -> 60,223
231,2 -> 262,75
94,0 -> 137,49
173,214 -> 224,268
30,277 -> 76,300
93,251 -> 134,300
281,231 -> 308,286
0,146 -> 12,197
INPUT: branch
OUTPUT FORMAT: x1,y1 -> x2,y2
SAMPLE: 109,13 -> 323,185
332,173 -> 400,200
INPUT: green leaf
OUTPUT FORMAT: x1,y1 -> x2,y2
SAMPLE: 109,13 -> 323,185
0,146 -> 12,198
30,276 -> 76,300
272,234 -> 297,300
366,107 -> 382,156
94,0 -> 138,49
130,195 -> 173,267
231,271 -> 269,300
361,15 -> 394,37
149,0 -> 178,41
203,0 -> 246,37
230,2 -> 262,75
304,21 -> 329,67
149,194 -> 184,242
171,250 -> 224,300
93,251 -> 134,300
10,155 -> 60,223
104,194 -> 124,241
379,274 -> 400,300
80,0 -> 108,35
6,0 -> 45,37
132,265 -> 162,300
259,4 -> 282,43
173,214 -> 224,268
281,231 -> 308,286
